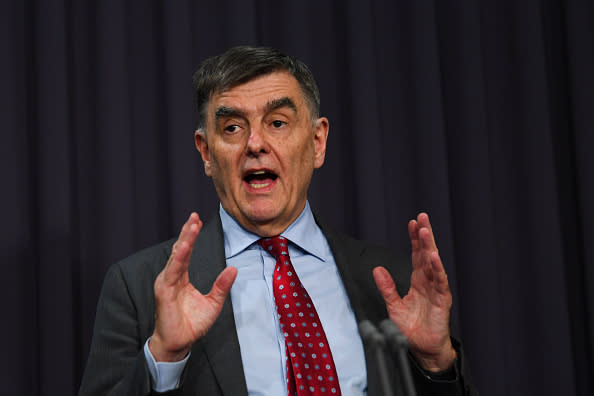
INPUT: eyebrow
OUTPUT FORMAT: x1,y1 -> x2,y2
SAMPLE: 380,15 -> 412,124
264,97 -> 297,114
214,106 -> 246,123
213,97 -> 298,124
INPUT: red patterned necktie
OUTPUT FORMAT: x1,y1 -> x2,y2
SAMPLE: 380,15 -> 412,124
259,236 -> 342,396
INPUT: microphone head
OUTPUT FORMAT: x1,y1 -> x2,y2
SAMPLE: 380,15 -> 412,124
358,320 -> 386,346
379,319 -> 409,347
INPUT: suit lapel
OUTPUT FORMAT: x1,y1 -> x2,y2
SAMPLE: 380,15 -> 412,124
317,219 -> 381,323
188,214 -> 248,396
317,218 -> 390,396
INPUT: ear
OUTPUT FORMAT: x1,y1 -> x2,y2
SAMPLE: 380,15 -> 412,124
313,117 -> 329,169
194,129 -> 212,177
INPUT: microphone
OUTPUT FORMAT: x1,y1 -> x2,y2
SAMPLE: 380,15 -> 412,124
359,320 -> 386,347
379,319 -> 417,396
358,320 -> 395,396
379,319 -> 408,349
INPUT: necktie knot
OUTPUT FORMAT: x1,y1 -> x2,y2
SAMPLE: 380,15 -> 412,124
259,236 -> 290,260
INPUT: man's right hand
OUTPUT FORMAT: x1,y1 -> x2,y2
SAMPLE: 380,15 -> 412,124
149,212 -> 238,362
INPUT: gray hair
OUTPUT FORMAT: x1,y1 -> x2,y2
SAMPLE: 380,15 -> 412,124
192,46 -> 321,131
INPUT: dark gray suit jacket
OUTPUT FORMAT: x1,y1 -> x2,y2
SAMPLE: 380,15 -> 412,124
79,214 -> 475,395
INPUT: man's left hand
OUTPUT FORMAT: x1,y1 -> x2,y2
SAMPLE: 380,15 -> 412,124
373,212 -> 457,372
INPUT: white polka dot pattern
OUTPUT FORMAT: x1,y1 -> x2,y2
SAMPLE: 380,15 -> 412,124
260,236 -> 342,396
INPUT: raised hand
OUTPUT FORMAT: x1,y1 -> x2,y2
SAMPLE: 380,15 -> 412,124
373,212 -> 456,372
149,213 -> 238,362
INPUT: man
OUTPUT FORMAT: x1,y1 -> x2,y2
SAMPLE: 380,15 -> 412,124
79,46 -> 475,395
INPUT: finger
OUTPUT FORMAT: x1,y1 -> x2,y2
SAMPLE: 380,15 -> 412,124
408,219 -> 421,252
167,222 -> 201,282
419,226 -> 438,250
206,266 -> 238,306
176,212 -> 202,250
167,213 -> 199,266
409,219 -> 428,274
415,227 -> 440,281
417,212 -> 432,232
417,212 -> 437,249
372,266 -> 402,308
179,214 -> 202,263
430,251 -> 450,295
163,214 -> 203,285
163,239 -> 191,285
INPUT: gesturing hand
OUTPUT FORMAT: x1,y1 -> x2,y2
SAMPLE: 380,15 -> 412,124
149,213 -> 238,362
373,212 -> 456,372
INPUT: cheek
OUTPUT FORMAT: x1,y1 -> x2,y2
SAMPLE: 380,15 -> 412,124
211,141 -> 237,165
286,142 -> 316,183
294,139 -> 316,165
209,146 -> 237,185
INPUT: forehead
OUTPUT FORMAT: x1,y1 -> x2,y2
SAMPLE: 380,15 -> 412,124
208,71 -> 306,113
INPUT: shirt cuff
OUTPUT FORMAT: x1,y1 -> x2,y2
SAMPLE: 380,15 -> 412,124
143,338 -> 190,392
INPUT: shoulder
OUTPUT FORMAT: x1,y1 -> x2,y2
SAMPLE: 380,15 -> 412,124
316,217 -> 409,268
103,213 -> 224,297
106,213 -> 223,285
99,238 -> 176,309
315,216 -> 412,293
108,238 -> 176,282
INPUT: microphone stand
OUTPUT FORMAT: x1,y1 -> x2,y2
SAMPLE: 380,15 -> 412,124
379,319 -> 417,396
358,320 -> 395,396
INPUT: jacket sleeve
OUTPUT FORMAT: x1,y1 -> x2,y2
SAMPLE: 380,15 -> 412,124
79,260 -> 183,396
408,337 -> 479,395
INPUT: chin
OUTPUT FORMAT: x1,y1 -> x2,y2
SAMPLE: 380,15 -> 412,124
239,204 -> 286,230
244,208 -> 280,225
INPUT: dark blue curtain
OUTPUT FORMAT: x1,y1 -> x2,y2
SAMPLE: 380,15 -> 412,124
2,0 -> 593,395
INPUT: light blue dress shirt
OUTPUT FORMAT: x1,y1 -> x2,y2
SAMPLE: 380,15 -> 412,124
145,202 -> 367,395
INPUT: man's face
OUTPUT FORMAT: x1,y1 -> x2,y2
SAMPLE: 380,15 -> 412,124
195,71 -> 329,236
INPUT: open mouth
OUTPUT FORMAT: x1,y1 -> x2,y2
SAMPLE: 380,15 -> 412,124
243,170 -> 278,189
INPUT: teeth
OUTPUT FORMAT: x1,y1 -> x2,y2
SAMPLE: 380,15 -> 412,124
250,182 -> 270,189
246,170 -> 273,189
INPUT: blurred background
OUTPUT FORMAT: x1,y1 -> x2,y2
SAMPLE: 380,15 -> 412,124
2,0 -> 593,395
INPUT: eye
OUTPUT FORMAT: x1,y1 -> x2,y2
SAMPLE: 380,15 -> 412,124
224,124 -> 241,133
271,120 -> 286,128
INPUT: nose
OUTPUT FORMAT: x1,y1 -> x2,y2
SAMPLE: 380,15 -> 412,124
246,125 -> 269,156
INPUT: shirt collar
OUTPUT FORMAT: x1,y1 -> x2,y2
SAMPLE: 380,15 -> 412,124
219,201 -> 327,262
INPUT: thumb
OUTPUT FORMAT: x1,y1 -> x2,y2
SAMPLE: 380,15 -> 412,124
373,266 -> 402,306
207,266 -> 238,306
